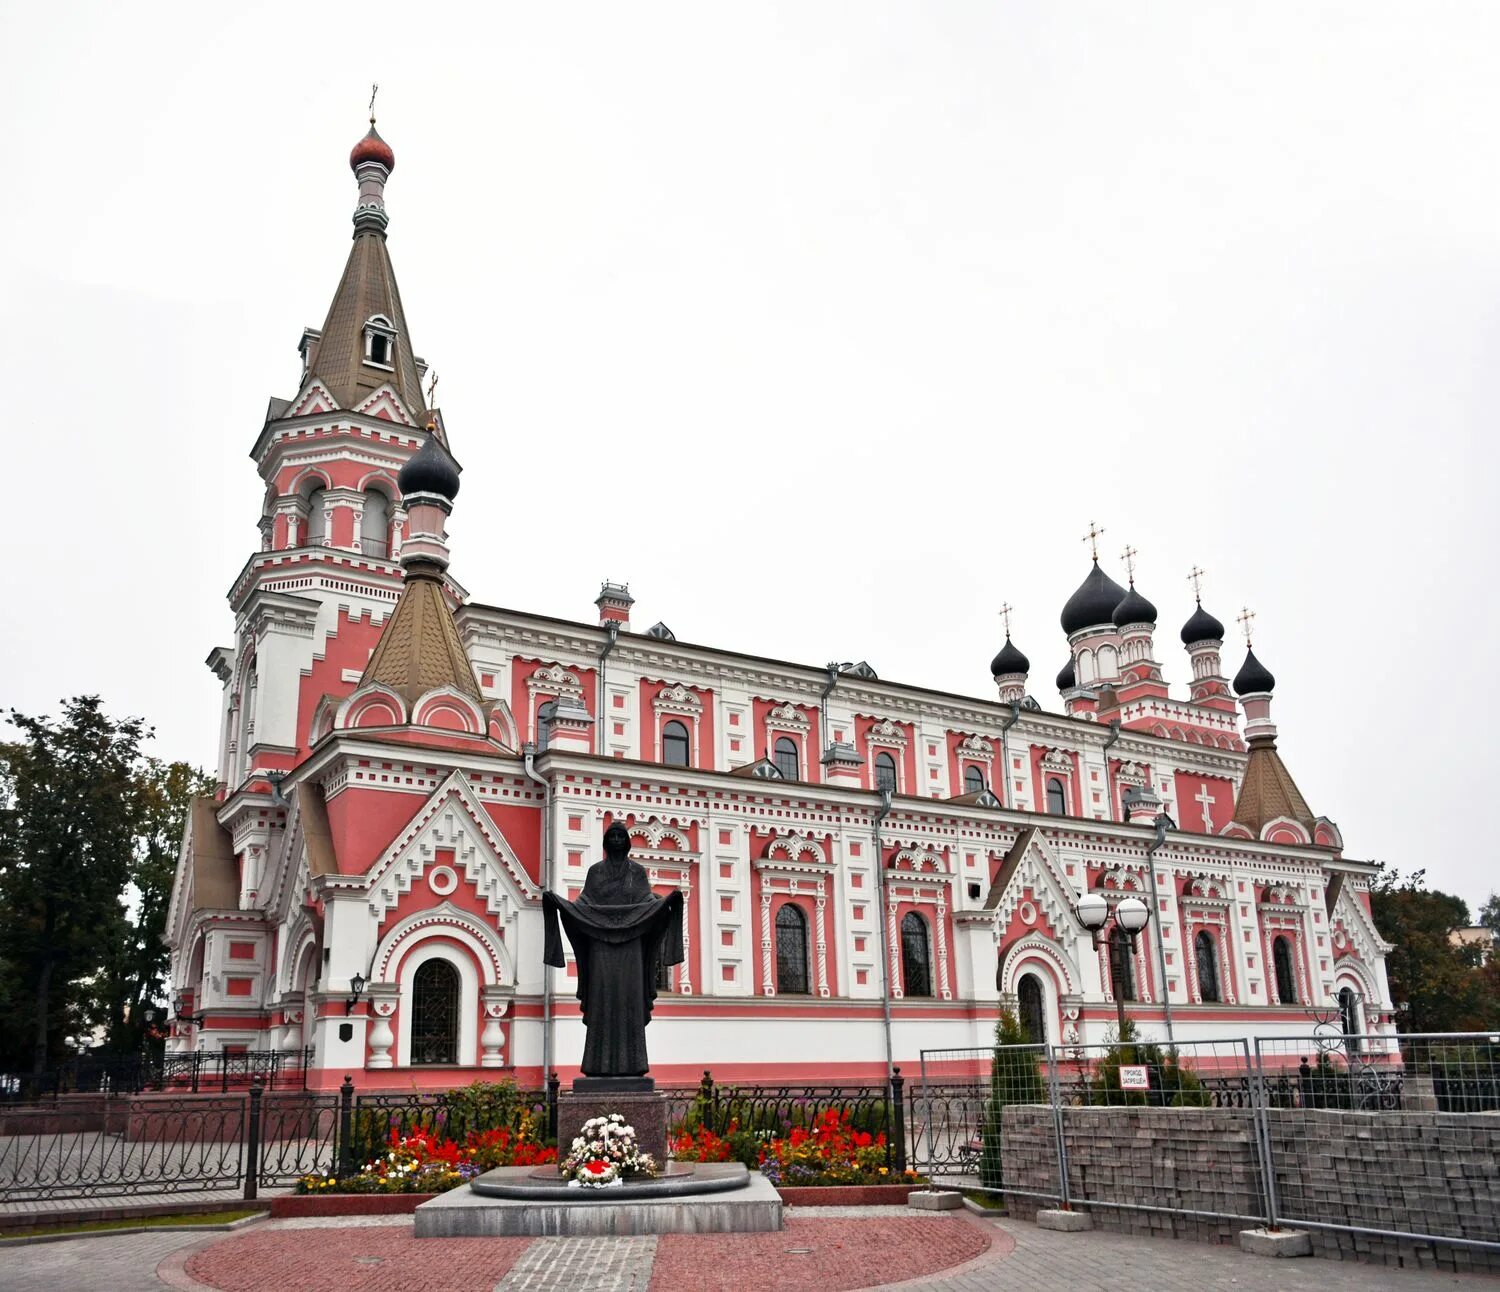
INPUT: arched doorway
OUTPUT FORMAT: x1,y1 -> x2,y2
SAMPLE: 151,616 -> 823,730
1017,973 -> 1046,1045
411,959 -> 460,1065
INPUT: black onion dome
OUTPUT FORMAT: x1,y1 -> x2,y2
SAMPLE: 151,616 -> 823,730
990,637 -> 1030,677
1180,602 -> 1225,645
1056,658 -> 1076,691
1233,648 -> 1276,696
1112,584 -> 1158,628
398,433 -> 460,500
1060,562 -> 1129,635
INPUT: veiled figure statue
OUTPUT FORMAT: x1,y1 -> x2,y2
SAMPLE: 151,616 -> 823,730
542,823 -> 684,1078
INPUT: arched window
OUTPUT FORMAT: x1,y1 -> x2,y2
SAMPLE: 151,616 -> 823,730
360,489 -> 390,558
875,751 -> 898,794
1338,986 -> 1362,1052
662,720 -> 690,767
1109,925 -> 1136,1002
364,314 -> 396,368
901,911 -> 932,998
775,904 -> 809,995
410,959 -> 459,1065
1017,973 -> 1046,1044
656,951 -> 673,994
773,736 -> 800,781
1273,935 -> 1297,1005
964,766 -> 986,795
305,487 -> 328,547
1046,777 -> 1067,816
1195,929 -> 1220,1004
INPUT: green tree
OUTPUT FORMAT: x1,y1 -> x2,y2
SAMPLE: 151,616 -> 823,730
978,1006 -> 1047,1191
0,698 -> 147,1074
1369,867 -> 1488,1033
92,758 -> 213,1054
1479,893 -> 1500,935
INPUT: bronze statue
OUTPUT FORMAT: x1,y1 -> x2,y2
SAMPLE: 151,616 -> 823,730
542,822 -> 684,1078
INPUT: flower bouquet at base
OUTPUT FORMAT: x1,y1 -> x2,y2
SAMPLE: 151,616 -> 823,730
561,1113 -> 659,1189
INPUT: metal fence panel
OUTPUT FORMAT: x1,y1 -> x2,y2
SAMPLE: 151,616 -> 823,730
1255,1032 -> 1500,1254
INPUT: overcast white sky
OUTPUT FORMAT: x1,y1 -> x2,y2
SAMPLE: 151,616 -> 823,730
0,3 -> 1494,911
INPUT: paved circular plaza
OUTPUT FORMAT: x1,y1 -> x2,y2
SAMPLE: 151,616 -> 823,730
5,1208 -> 1492,1291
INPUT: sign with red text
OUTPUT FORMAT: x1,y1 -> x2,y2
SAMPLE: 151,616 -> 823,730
1118,1064 -> 1151,1091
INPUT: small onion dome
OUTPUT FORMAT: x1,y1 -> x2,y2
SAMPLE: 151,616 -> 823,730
1233,648 -> 1276,696
1060,561 -> 1128,636
1056,658 -> 1076,691
398,433 -> 460,500
990,637 -> 1030,677
1180,602 -> 1226,645
350,123 -> 396,172
1112,584 -> 1158,628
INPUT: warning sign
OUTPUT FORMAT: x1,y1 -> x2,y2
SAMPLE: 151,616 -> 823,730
1118,1064 -> 1151,1091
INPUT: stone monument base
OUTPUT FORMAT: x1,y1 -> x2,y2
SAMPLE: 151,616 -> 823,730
557,1081 -> 669,1166
413,1164 -> 782,1237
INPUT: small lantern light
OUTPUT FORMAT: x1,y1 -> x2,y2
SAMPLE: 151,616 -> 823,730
1075,891 -> 1109,933
345,972 -> 367,1015
1115,896 -> 1150,936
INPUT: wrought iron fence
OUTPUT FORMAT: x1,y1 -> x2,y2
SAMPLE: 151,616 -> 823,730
1,1049 -> 313,1103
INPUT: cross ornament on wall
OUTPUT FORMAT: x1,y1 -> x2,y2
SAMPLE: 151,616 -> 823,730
1194,783 -> 1217,833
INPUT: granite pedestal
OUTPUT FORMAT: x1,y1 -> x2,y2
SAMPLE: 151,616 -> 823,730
557,1078 -> 669,1167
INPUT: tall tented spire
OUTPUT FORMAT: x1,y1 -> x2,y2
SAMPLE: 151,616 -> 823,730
300,117 -> 427,419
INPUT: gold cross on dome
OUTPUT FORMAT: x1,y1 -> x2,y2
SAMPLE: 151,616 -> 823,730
1237,605 -> 1256,647
368,82 -> 379,124
998,603 -> 1014,637
1187,565 -> 1206,602
426,369 -> 439,406
1121,545 -> 1138,583
1081,521 -> 1106,560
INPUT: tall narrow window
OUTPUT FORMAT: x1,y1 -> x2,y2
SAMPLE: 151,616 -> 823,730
1273,935 -> 1297,1005
1017,973 -> 1045,1044
773,736 -> 800,781
662,720 -> 690,767
1339,986 -> 1361,1052
875,751 -> 898,793
901,912 -> 932,997
775,904 -> 809,995
1195,929 -> 1220,1004
1109,925 -> 1136,1001
360,489 -> 390,558
410,959 -> 459,1065
305,487 -> 327,547
1046,777 -> 1067,816
656,951 -> 673,994
964,765 -> 986,795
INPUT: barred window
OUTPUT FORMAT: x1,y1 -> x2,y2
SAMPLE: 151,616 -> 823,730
775,904 -> 809,995
1017,973 -> 1045,1044
901,911 -> 932,998
410,959 -> 459,1065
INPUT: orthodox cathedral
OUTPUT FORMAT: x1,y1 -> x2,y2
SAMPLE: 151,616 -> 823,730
165,119 -> 1395,1088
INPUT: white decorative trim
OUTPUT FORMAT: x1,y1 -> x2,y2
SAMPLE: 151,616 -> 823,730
956,733 -> 994,760
428,866 -> 458,896
1040,747 -> 1075,776
765,702 -> 810,732
653,683 -> 704,716
866,718 -> 908,748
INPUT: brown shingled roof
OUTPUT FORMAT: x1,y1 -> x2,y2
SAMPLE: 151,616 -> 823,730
305,230 -> 426,417
188,797 -> 239,912
1231,736 -> 1316,835
359,571 -> 482,708
296,782 -> 339,877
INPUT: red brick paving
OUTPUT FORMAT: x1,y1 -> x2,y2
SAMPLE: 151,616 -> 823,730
183,1225 -> 530,1291
649,1216 -> 994,1292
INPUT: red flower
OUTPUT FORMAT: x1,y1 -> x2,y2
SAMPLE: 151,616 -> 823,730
585,1159 -> 610,1175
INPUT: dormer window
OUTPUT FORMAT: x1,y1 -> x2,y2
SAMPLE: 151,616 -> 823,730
364,315 -> 396,370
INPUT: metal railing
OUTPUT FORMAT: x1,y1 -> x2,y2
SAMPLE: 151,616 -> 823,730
1,1049 -> 313,1103
916,1031 -> 1500,1269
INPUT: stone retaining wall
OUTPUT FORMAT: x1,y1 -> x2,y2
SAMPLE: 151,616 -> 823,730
997,1103 -> 1500,1273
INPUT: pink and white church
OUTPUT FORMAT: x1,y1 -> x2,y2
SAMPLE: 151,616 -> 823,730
165,120 -> 1396,1089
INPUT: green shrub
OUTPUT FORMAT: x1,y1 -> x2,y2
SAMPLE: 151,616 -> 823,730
979,1008 -> 1047,1190
1087,1019 -> 1209,1107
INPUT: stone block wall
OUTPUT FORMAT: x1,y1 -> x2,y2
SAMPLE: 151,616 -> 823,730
998,1103 -> 1500,1273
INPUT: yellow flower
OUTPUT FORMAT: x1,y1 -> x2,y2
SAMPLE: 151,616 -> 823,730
879,1167 -> 888,1176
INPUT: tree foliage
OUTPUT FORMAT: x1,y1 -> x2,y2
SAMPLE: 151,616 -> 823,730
1479,893 -> 1500,935
0,698 -> 209,1074
1369,867 -> 1495,1033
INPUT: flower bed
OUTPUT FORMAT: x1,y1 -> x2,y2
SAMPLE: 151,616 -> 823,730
670,1108 -> 922,1189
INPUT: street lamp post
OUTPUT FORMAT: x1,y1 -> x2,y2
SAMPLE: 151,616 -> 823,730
1075,892 -> 1151,1037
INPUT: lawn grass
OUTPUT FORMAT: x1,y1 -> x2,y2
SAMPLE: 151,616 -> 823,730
961,1190 -> 1007,1211
0,1208 -> 263,1239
